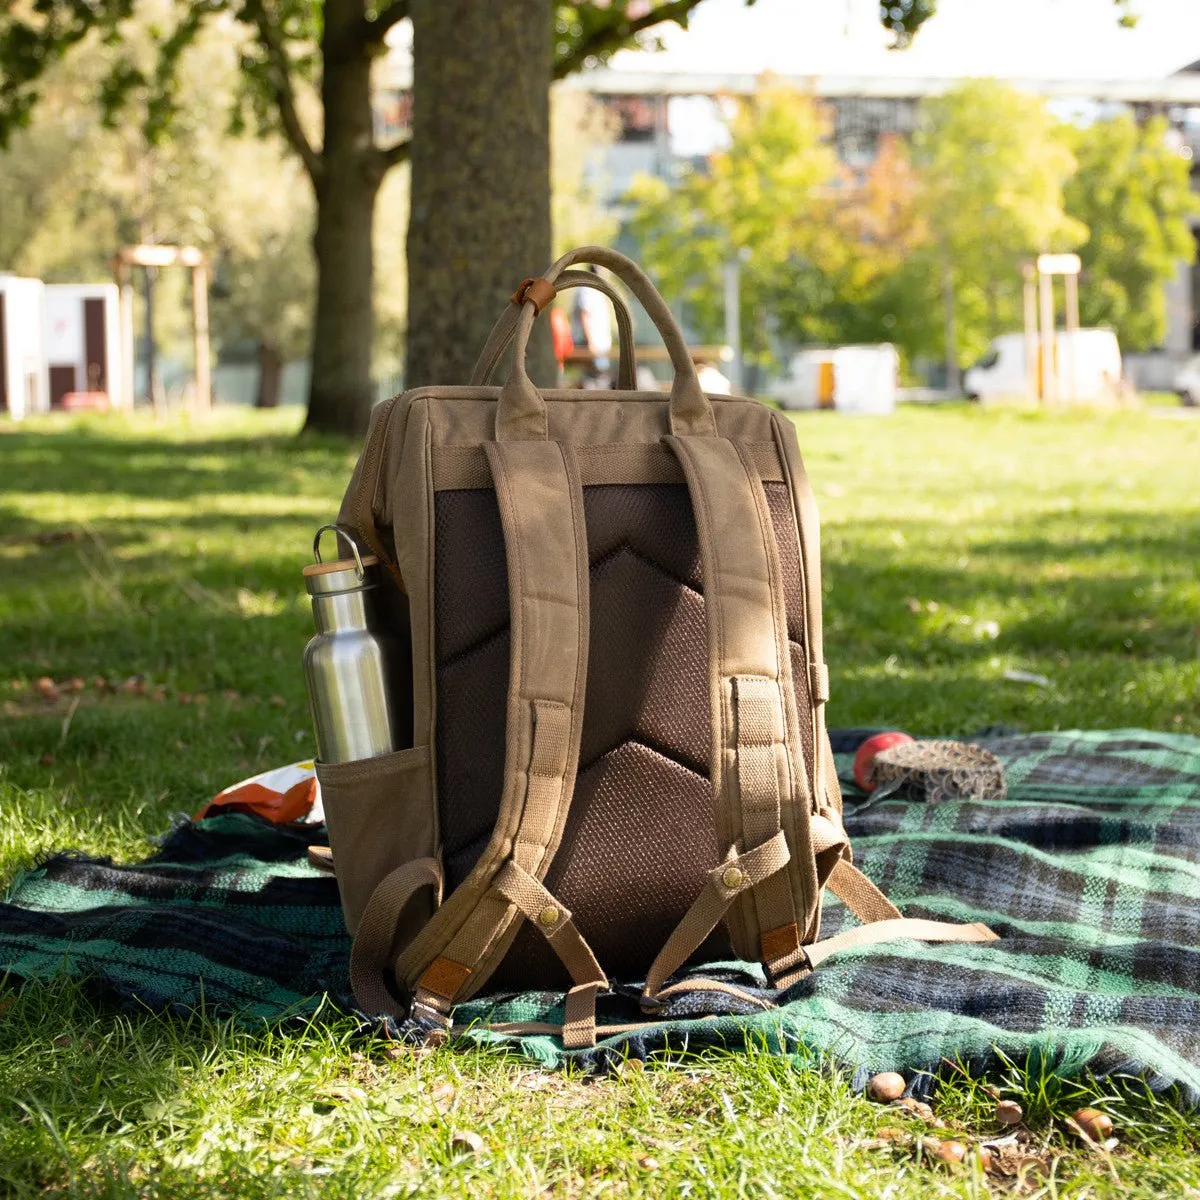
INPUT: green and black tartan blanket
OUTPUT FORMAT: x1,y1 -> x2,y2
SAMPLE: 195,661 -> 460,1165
3,729 -> 1199,1094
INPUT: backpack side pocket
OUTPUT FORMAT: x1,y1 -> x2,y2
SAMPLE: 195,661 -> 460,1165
316,745 -> 436,937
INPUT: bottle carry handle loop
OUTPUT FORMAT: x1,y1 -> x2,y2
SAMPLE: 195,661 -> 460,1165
313,523 -> 367,580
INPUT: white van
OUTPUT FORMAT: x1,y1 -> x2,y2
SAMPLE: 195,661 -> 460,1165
769,344 -> 899,414
963,329 -> 1122,403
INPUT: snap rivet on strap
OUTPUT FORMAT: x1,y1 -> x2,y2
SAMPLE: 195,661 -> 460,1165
538,905 -> 560,927
722,867 -> 745,890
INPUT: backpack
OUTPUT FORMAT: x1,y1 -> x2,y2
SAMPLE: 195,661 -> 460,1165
321,246 -> 996,1047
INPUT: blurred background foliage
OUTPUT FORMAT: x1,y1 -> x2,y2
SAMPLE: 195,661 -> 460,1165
0,3 -> 1194,396
629,76 -> 1199,379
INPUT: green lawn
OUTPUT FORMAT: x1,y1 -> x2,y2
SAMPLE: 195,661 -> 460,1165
1,404 -> 1198,1197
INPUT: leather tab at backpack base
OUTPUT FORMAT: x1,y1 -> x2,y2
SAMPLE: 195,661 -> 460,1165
760,921 -> 801,963
418,955 -> 473,1002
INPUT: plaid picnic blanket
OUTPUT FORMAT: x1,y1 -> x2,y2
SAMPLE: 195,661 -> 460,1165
3,730 -> 1199,1096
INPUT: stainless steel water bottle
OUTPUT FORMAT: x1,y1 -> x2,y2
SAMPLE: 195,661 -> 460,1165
302,524 -> 398,763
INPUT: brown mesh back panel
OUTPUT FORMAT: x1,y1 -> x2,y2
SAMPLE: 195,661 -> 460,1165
434,479 -> 810,988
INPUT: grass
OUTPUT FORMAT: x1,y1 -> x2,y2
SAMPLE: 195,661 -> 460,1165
1,403 -> 1198,1197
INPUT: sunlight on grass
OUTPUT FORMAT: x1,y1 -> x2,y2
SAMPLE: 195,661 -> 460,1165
1,405 -> 1198,1197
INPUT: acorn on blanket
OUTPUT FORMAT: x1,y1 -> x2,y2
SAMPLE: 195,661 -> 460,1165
854,733 -> 1007,803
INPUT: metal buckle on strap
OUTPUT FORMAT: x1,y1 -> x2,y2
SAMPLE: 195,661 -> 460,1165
409,985 -> 453,1030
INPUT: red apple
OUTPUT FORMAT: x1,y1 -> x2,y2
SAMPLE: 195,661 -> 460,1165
853,732 -> 915,792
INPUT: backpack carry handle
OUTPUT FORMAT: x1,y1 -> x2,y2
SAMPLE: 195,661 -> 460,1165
470,268 -> 638,389
495,245 -> 718,441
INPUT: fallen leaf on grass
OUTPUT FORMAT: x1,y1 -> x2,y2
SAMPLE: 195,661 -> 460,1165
1003,669 -> 1051,687
450,1130 -> 484,1156
314,1083 -> 368,1105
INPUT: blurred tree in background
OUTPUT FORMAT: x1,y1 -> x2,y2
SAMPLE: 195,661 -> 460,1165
912,79 -> 1086,389
0,13 -> 408,407
0,0 -> 957,433
551,89 -> 618,256
1064,113 -> 1200,351
629,77 -> 1194,388
798,133 -> 930,352
628,84 -> 842,368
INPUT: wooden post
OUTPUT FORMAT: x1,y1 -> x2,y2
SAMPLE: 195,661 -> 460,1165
115,260 -> 136,410
1023,263 -> 1038,401
1063,271 -> 1079,401
1038,268 -> 1056,405
144,266 -> 160,415
1064,271 -> 1080,334
191,262 -> 212,413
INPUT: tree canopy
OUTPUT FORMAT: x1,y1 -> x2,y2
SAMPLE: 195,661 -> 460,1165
628,76 -> 1194,380
1065,113 -> 1200,351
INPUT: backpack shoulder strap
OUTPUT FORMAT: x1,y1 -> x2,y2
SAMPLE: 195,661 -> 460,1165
647,432 -> 817,1000
645,431 -> 998,1007
378,438 -> 606,1043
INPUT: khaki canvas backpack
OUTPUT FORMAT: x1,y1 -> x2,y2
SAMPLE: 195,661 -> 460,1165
320,246 -> 997,1047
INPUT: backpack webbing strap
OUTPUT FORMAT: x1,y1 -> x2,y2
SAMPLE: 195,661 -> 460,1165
768,414 -> 832,806
395,439 -> 598,1030
803,917 -> 1000,968
491,859 -> 608,1049
826,858 -> 903,923
642,831 -> 791,1005
659,434 -> 815,990
348,857 -> 444,1019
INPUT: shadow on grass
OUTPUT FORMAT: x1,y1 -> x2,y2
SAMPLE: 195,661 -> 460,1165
0,427 -> 356,511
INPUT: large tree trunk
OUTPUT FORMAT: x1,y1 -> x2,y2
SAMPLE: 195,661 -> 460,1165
256,340 -> 282,408
406,0 -> 556,388
303,0 -> 380,437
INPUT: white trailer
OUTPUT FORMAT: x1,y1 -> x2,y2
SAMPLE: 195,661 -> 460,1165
0,276 -> 48,419
43,283 -> 123,409
768,344 -> 899,415
963,328 -> 1122,404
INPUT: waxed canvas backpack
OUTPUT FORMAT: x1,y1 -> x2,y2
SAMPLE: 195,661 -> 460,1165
319,246 -> 996,1046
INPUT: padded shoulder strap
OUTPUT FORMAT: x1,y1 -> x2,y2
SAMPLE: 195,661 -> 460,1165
643,431 -> 1001,1005
387,439 -> 604,1043
646,434 -> 818,998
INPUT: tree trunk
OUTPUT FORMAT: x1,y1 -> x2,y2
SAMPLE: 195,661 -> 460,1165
303,0 -> 380,437
256,340 -> 282,408
406,0 -> 555,388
